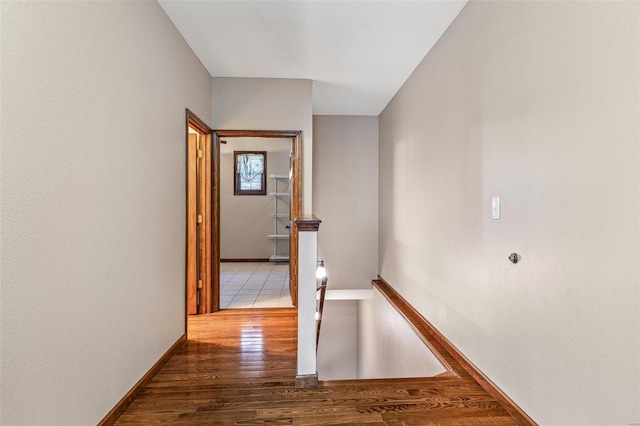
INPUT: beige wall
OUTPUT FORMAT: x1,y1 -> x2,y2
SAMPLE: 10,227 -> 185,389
379,1 -> 639,424
313,116 -> 379,289
212,77 -> 313,214
220,138 -> 290,259
0,1 -> 212,424
312,116 -> 378,382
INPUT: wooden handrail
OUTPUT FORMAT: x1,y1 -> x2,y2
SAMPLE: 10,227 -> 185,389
315,277 -> 327,353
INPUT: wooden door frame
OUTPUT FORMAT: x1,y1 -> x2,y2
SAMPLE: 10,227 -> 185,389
186,110 -> 215,322
213,129 -> 302,310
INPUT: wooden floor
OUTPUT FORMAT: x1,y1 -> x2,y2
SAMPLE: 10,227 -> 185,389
116,308 -> 518,425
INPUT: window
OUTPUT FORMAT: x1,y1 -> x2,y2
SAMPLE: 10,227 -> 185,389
234,151 -> 267,195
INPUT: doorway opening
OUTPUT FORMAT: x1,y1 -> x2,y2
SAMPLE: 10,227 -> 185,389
219,136 -> 293,308
186,123 -> 302,323
214,130 -> 302,311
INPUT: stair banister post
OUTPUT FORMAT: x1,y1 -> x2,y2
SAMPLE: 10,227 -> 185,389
294,215 -> 321,388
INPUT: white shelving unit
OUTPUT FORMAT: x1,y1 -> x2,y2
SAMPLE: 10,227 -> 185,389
268,175 -> 290,262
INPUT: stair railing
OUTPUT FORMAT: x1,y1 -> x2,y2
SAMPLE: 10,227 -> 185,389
316,275 -> 328,353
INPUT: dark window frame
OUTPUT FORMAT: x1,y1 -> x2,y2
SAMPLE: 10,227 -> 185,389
234,151 -> 267,196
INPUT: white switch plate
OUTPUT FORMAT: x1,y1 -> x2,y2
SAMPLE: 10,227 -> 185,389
492,197 -> 500,219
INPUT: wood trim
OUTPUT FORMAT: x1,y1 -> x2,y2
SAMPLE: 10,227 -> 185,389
295,215 -> 321,232
374,277 -> 537,426
211,134 -> 221,312
295,373 -> 318,389
215,129 -> 300,138
98,334 -> 186,426
203,132 -> 213,313
187,109 -> 212,133
289,133 -> 302,306
220,258 -> 271,263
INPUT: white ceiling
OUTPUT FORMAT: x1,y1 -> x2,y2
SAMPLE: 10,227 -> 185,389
158,1 -> 467,116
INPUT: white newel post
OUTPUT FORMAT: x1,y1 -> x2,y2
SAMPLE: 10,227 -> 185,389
295,215 -> 321,388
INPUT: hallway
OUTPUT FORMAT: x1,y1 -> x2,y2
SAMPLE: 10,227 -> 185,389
115,309 -> 518,424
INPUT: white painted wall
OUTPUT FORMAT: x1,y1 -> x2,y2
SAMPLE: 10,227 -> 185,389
220,138 -> 290,259
297,230 -> 318,378
0,1 -> 211,424
313,116 -> 379,290
378,1 -> 639,424
357,289 -> 446,379
212,78 -> 313,214
317,300 -> 358,380
319,289 -> 448,381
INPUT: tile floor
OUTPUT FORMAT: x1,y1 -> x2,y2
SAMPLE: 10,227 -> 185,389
220,262 -> 294,309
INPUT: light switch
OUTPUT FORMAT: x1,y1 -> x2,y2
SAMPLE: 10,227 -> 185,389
492,197 -> 500,219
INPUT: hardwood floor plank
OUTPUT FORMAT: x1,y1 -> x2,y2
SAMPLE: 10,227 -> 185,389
291,413 -> 384,425
127,391 -> 497,412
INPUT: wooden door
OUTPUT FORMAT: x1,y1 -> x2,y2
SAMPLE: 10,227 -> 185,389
187,131 -> 211,314
187,133 -> 198,314
196,132 -> 212,313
